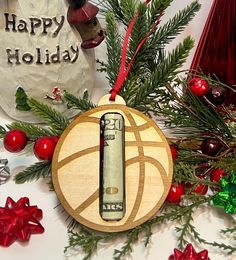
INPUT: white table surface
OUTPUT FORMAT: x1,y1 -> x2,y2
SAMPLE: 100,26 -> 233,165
1,1 -> 235,259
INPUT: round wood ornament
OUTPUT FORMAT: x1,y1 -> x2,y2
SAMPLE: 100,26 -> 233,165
52,95 -> 173,232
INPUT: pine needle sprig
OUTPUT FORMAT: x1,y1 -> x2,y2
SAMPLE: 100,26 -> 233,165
154,1 -> 201,46
131,36 -> 194,109
8,122 -> 54,140
64,91 -> 96,112
210,154 -> 236,173
175,211 -> 193,249
205,241 -> 236,255
148,0 -> 173,25
173,162 -> 219,188
0,125 -> 7,138
105,12 -> 122,88
65,196 -> 213,259
28,98 -> 69,135
14,161 -> 51,184
113,227 -> 141,260
65,230 -> 103,260
221,224 -> 236,235
101,0 -> 126,25
65,228 -> 115,260
119,0 -> 137,25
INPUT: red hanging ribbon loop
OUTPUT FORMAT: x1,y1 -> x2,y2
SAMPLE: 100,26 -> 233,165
109,1 -> 161,101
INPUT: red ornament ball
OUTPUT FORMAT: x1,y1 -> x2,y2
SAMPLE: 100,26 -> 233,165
189,77 -> 209,96
3,129 -> 28,153
170,145 -> 178,160
206,85 -> 227,106
210,168 -> 227,183
166,183 -> 185,204
200,139 -> 223,156
33,137 -> 57,161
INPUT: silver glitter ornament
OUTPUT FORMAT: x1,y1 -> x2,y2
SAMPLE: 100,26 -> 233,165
0,159 -> 10,185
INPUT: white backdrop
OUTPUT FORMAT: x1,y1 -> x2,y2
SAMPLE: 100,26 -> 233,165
1,1 -> 235,260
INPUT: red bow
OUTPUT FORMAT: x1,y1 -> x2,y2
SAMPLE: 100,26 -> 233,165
0,197 -> 44,247
169,244 -> 210,260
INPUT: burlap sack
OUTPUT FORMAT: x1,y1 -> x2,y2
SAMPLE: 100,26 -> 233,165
0,0 -> 95,122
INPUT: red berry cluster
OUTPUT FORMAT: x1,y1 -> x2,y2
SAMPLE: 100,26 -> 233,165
3,129 -> 59,161
166,177 -> 209,205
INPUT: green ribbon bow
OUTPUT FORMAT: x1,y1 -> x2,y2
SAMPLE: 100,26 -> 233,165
213,173 -> 236,214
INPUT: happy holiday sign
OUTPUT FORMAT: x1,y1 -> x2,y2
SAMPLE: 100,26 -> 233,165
4,13 -> 80,65
0,0 -> 95,122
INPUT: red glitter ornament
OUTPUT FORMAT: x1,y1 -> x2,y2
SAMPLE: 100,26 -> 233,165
169,243 -> 210,260
166,183 -> 185,204
0,197 -> 44,247
33,136 -> 57,161
3,129 -> 28,153
189,77 -> 209,96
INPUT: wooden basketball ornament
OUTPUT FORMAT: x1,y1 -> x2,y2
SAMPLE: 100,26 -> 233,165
52,95 -> 173,233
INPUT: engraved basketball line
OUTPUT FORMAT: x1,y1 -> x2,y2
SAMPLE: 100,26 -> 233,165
52,105 -> 172,232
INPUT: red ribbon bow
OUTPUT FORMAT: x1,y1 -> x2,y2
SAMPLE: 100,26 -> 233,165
0,197 -> 44,247
169,244 -> 210,260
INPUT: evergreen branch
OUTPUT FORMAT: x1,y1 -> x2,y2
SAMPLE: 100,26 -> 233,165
65,228 -> 116,260
14,161 -> 51,184
160,82 -> 232,139
188,223 -> 207,244
0,125 -> 7,138
143,223 -> 153,247
65,196 -> 213,259
113,227 -> 141,260
101,0 -> 126,25
205,241 -> 236,255
221,225 -> 236,235
175,211 -> 193,249
28,98 -> 69,135
64,91 -> 96,112
132,36 -> 194,109
210,154 -> 236,173
65,230 -> 104,260
154,1 -> 201,46
174,162 -> 219,188
8,122 -> 54,140
105,12 -> 122,87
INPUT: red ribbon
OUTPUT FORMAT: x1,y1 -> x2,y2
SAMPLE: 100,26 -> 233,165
109,0 -> 161,101
0,197 -> 44,247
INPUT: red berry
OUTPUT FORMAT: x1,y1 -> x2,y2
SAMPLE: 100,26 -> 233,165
206,85 -> 227,106
51,135 -> 60,144
190,77 -> 209,96
170,145 -> 178,160
201,139 -> 223,156
187,176 -> 208,195
210,168 -> 227,183
34,137 -> 57,161
166,183 -> 185,204
3,129 -> 28,153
